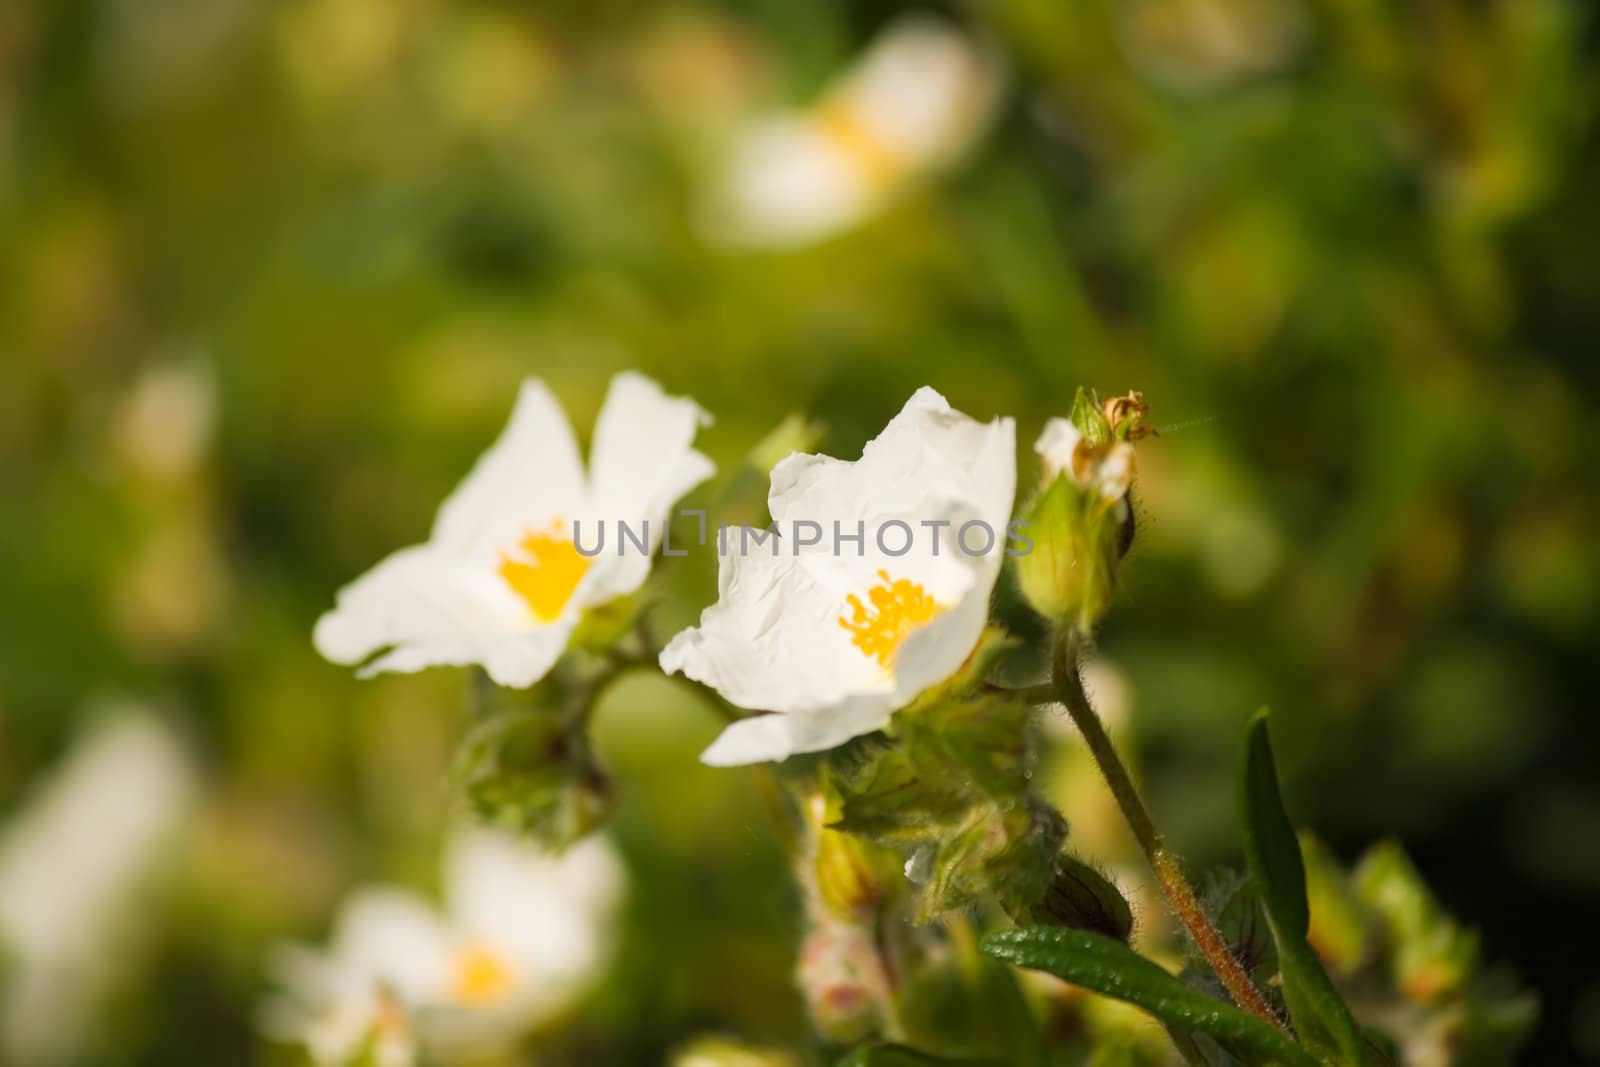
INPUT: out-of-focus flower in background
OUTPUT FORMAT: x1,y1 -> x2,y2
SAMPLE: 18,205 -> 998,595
662,387 -> 1015,765
112,355 -> 217,482
700,16 -> 1001,248
263,827 -> 626,1065
315,371 -> 713,687
0,708 -> 196,1065
1117,0 -> 1307,94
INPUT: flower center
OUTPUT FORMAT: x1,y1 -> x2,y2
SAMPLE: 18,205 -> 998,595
838,570 -> 945,669
449,942 -> 516,1007
815,101 -> 903,188
497,520 -> 590,623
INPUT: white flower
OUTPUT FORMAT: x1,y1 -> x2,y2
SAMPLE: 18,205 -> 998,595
0,709 -> 195,1065
702,16 -> 1000,247
315,371 -> 714,687
264,830 -> 627,1064
661,387 -> 1015,765
1035,418 -> 1136,500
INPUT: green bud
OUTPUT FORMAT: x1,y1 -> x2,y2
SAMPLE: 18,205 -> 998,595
451,709 -> 611,849
1014,473 -> 1128,629
1027,853 -> 1135,943
1016,388 -> 1144,629
806,787 -> 899,918
795,917 -> 892,1042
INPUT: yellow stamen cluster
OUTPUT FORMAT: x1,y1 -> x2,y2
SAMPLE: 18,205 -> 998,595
838,570 -> 943,669
497,520 -> 590,622
449,942 -> 516,1007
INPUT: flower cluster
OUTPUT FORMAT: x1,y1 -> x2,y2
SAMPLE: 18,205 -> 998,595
302,372 -> 1533,1065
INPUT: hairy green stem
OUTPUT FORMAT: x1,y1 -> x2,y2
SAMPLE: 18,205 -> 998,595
1049,629 -> 1287,1032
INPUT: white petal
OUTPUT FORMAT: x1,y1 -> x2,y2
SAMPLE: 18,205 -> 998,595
659,546 -> 894,715
443,829 -> 624,1005
888,506 -> 995,702
1096,442 -> 1136,500
582,372 -> 715,604
773,387 -> 1015,542
836,16 -> 1000,166
331,888 -> 452,1002
697,714 -> 794,766
1034,417 -> 1082,482
699,699 -> 893,767
702,118 -> 877,247
314,545 -> 575,687
430,379 -> 586,557
664,388 -> 1015,763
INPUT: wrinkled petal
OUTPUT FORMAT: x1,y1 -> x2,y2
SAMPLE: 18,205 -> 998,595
583,372 -> 715,604
663,387 -> 1015,765
771,387 -> 1013,539
659,546 -> 893,715
431,380 -> 586,557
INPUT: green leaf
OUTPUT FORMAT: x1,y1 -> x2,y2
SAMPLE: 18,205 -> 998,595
1240,711 -> 1365,1066
835,1043 -> 999,1066
981,927 -> 1317,1067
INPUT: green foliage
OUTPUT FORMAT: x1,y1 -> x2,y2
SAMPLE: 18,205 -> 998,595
451,706 -> 611,849
836,1043 -> 998,1066
1239,711 -> 1366,1065
830,695 -> 1066,922
1352,841 -> 1479,1003
981,927 -> 1318,1067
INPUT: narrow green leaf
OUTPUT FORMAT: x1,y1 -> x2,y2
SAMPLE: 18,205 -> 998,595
1240,711 -> 1365,1066
981,927 -> 1317,1067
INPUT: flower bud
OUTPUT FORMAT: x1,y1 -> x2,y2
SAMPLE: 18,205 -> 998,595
1027,854 -> 1135,943
794,917 -> 892,1042
451,709 -> 612,849
1014,389 -> 1142,628
806,790 -> 898,918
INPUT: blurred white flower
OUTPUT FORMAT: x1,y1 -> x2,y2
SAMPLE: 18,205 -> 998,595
264,829 -> 627,1064
661,387 -> 1015,765
0,710 -> 196,1065
315,372 -> 713,687
702,16 -> 1001,247
114,356 -> 217,479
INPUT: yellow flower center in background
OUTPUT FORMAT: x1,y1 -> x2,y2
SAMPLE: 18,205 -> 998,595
449,942 -> 516,1007
814,100 -> 904,190
497,520 -> 590,622
839,570 -> 944,669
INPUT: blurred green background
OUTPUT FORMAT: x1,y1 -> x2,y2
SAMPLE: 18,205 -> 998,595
2,0 -> 1598,1062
